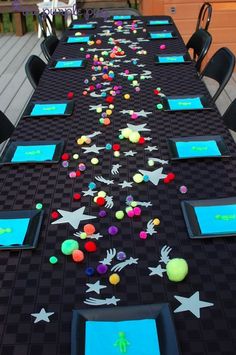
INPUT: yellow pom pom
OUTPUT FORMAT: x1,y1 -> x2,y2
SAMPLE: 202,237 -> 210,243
153,218 -> 160,226
73,154 -> 79,160
124,94 -> 130,100
133,173 -> 143,184
109,273 -> 120,285
91,158 -> 99,165
114,151 -> 120,157
77,138 -> 84,145
129,131 -> 140,143
98,191 -> 106,197
122,128 -> 132,138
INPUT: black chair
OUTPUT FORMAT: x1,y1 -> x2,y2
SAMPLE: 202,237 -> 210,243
38,13 -> 57,39
222,99 -> 236,132
41,35 -> 59,62
0,111 -> 15,144
25,55 -> 46,90
186,28 -> 212,72
200,47 -> 236,102
196,2 -> 212,31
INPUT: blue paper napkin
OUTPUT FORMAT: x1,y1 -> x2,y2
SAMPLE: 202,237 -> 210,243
168,97 -> 203,110
176,140 -> 221,158
150,20 -> 170,25
159,55 -> 184,63
151,32 -> 173,39
195,204 -> 236,234
113,15 -> 131,20
55,60 -> 83,68
11,144 -> 56,162
72,24 -> 93,29
85,319 -> 160,355
67,36 -> 90,43
0,218 -> 30,246
31,103 -> 67,116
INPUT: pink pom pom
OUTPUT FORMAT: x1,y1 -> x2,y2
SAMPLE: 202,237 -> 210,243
160,44 -> 166,50
133,207 -> 141,216
139,231 -> 147,239
127,209 -> 134,218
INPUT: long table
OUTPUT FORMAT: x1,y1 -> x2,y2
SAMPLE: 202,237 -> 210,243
1,16 -> 236,355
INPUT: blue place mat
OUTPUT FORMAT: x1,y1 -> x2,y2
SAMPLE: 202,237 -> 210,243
0,218 -> 30,246
168,97 -> 203,110
30,103 -> 67,116
71,24 -> 93,29
67,36 -> 90,43
176,140 -> 221,158
85,319 -> 160,355
195,204 -> 236,235
150,32 -> 173,39
159,55 -> 184,63
11,144 -> 56,162
150,20 -> 170,25
55,60 -> 83,69
113,15 -> 131,20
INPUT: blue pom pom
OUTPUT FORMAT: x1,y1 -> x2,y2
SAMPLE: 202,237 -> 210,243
105,143 -> 112,150
88,182 -> 96,190
85,267 -> 95,276
143,175 -> 149,182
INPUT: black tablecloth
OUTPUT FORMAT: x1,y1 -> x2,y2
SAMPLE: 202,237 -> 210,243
0,16 -> 236,355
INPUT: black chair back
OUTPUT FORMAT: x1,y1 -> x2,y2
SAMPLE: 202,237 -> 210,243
186,28 -> 212,72
0,111 -> 15,144
41,35 -> 59,62
200,47 -> 236,101
38,13 -> 57,39
223,99 -> 236,132
25,55 -> 46,90
196,2 -> 212,31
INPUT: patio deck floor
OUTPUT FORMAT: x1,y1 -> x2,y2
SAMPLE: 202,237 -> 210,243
0,32 -> 236,152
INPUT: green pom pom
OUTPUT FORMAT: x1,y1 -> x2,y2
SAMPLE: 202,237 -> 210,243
166,258 -> 188,282
61,239 -> 79,255
156,103 -> 163,110
49,256 -> 58,264
115,210 -> 124,220
36,203 -> 43,210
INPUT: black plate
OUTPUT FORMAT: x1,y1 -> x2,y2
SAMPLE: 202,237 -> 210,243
155,53 -> 191,64
147,18 -> 173,26
48,58 -> 87,70
71,304 -> 181,355
22,100 -> 74,118
68,23 -> 96,30
148,31 -> 177,40
0,209 -> 44,250
162,95 -> 213,111
181,197 -> 236,239
62,35 -> 93,44
168,135 -> 230,160
0,140 -> 64,165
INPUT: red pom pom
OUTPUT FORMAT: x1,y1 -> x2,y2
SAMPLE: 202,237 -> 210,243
154,89 -> 160,95
76,171 -> 81,177
84,241 -> 97,252
138,137 -> 145,144
97,197 -> 106,206
107,77 -> 113,81
164,177 -> 170,184
112,144 -> 120,151
105,96 -> 114,103
89,85 -> 95,91
51,211 -> 59,219
168,172 -> 175,181
61,153 -> 70,161
73,193 -> 81,200
67,92 -> 74,99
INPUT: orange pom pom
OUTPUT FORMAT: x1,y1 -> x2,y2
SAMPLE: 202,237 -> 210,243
72,250 -> 84,262
83,224 -> 96,235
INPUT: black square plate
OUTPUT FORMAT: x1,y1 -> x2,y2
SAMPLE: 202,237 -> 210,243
0,209 -> 44,250
71,304 -> 181,355
147,18 -> 173,26
0,140 -> 64,165
181,197 -> 236,239
168,135 -> 230,160
148,31 -> 177,39
62,35 -> 93,44
22,100 -> 74,118
48,58 -> 87,70
162,95 -> 213,111
155,53 -> 191,64
68,23 -> 96,30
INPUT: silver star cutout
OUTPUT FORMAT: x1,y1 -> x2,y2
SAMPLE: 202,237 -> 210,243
51,207 -> 97,229
174,291 -> 214,318
139,167 -> 167,186
31,308 -> 54,323
86,281 -> 107,295
82,144 -> 105,154
118,181 -> 133,189
89,104 -> 107,111
82,189 -> 98,197
135,110 -> 152,117
145,146 -> 158,152
148,264 -> 166,277
126,123 -> 150,132
124,150 -> 137,157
